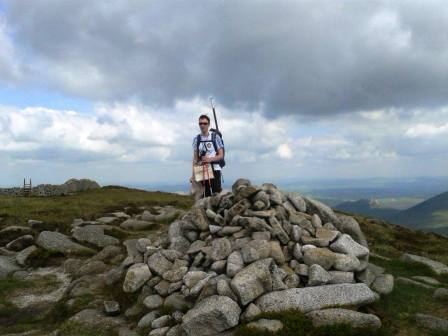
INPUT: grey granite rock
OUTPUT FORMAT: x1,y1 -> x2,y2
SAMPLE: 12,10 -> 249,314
181,295 -> 241,336
256,283 -> 378,313
306,308 -> 381,329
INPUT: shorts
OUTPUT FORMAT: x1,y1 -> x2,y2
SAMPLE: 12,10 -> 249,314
202,168 -> 222,198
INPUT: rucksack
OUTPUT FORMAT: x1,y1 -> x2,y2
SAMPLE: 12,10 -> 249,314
196,129 -> 226,168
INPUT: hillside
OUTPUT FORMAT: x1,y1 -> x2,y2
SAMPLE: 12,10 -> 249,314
0,185 -> 447,336
334,199 -> 400,221
390,191 -> 448,237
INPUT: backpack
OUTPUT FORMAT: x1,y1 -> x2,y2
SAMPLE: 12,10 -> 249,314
196,129 -> 226,168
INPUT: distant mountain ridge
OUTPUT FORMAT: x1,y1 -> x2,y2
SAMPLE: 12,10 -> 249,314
335,191 -> 448,237
335,198 -> 400,220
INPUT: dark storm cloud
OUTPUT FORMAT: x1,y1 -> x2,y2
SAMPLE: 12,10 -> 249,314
3,0 -> 448,117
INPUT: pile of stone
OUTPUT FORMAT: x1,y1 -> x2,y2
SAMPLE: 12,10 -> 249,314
122,179 -> 394,335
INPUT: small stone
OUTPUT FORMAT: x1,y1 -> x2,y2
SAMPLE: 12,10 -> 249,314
371,274 -> 394,295
330,234 -> 369,258
183,271 -> 207,288
246,319 -> 284,333
143,294 -> 164,310
415,313 -> 448,332
137,310 -> 160,328
148,252 -> 173,276
217,279 -> 238,301
211,260 -> 227,273
210,238 -> 232,261
149,327 -> 170,336
241,245 -> 260,264
241,303 -> 261,322
252,231 -> 271,241
152,315 -> 172,329
123,263 -> 152,293
6,234 -> 34,251
311,214 -> 322,228
308,264 -> 331,286
15,245 -> 38,266
433,288 -> 448,301
328,271 -> 355,284
226,251 -> 244,277
103,300 -> 120,316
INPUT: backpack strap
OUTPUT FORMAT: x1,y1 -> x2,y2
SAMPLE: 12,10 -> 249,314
211,131 -> 218,153
196,134 -> 201,154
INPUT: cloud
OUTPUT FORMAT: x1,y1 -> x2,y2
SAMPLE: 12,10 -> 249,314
405,123 -> 448,137
3,0 -> 448,117
0,98 -> 298,165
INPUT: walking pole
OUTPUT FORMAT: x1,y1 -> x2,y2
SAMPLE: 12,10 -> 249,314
209,97 -> 219,131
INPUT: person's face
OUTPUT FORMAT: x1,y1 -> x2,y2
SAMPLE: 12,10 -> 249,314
199,118 -> 209,133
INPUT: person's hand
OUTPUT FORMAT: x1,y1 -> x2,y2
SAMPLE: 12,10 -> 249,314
202,156 -> 213,163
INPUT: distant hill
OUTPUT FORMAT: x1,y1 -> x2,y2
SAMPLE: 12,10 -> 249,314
334,198 -> 400,220
390,190 -> 448,237
336,192 -> 448,237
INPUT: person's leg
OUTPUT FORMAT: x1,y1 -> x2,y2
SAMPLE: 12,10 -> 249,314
212,170 -> 222,194
203,179 -> 213,197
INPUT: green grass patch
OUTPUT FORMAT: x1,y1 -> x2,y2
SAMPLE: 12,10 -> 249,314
370,255 -> 448,284
235,309 -> 391,336
352,214 -> 448,265
58,320 -> 119,336
368,281 -> 448,335
0,273 -> 61,328
0,187 -> 193,234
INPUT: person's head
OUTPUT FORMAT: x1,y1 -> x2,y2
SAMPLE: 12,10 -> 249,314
198,114 -> 210,133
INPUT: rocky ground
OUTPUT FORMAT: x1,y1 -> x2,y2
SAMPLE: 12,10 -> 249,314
0,180 -> 447,336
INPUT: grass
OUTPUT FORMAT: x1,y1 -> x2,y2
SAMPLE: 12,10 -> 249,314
0,186 -> 193,234
0,273 -> 62,329
348,212 -> 448,265
369,255 -> 448,284
58,320 -> 119,336
236,309 -> 392,336
367,282 -> 448,336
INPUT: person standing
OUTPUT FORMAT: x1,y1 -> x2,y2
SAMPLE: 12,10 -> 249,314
190,114 -> 224,197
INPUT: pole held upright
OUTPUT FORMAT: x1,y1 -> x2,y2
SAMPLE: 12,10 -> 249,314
209,97 -> 219,131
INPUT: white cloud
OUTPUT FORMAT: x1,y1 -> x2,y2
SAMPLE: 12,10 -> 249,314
276,143 -> 293,159
0,99 -> 448,185
405,123 -> 448,137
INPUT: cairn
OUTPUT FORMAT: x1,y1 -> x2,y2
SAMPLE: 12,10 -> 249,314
122,178 -> 393,335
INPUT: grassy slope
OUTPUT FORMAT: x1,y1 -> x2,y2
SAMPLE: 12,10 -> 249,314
0,189 -> 447,335
0,186 -> 194,234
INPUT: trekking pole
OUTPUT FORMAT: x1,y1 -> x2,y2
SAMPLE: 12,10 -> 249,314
209,97 -> 219,131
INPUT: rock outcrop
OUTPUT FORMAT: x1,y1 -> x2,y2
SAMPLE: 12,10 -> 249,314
0,178 -> 100,197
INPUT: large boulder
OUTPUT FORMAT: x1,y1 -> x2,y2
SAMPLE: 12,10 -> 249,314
306,308 -> 381,329
400,253 -> 448,275
256,283 -> 378,313
36,231 -> 95,254
181,295 -> 241,336
72,225 -> 120,248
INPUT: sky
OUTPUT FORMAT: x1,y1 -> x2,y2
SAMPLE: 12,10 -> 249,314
0,0 -> 447,188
